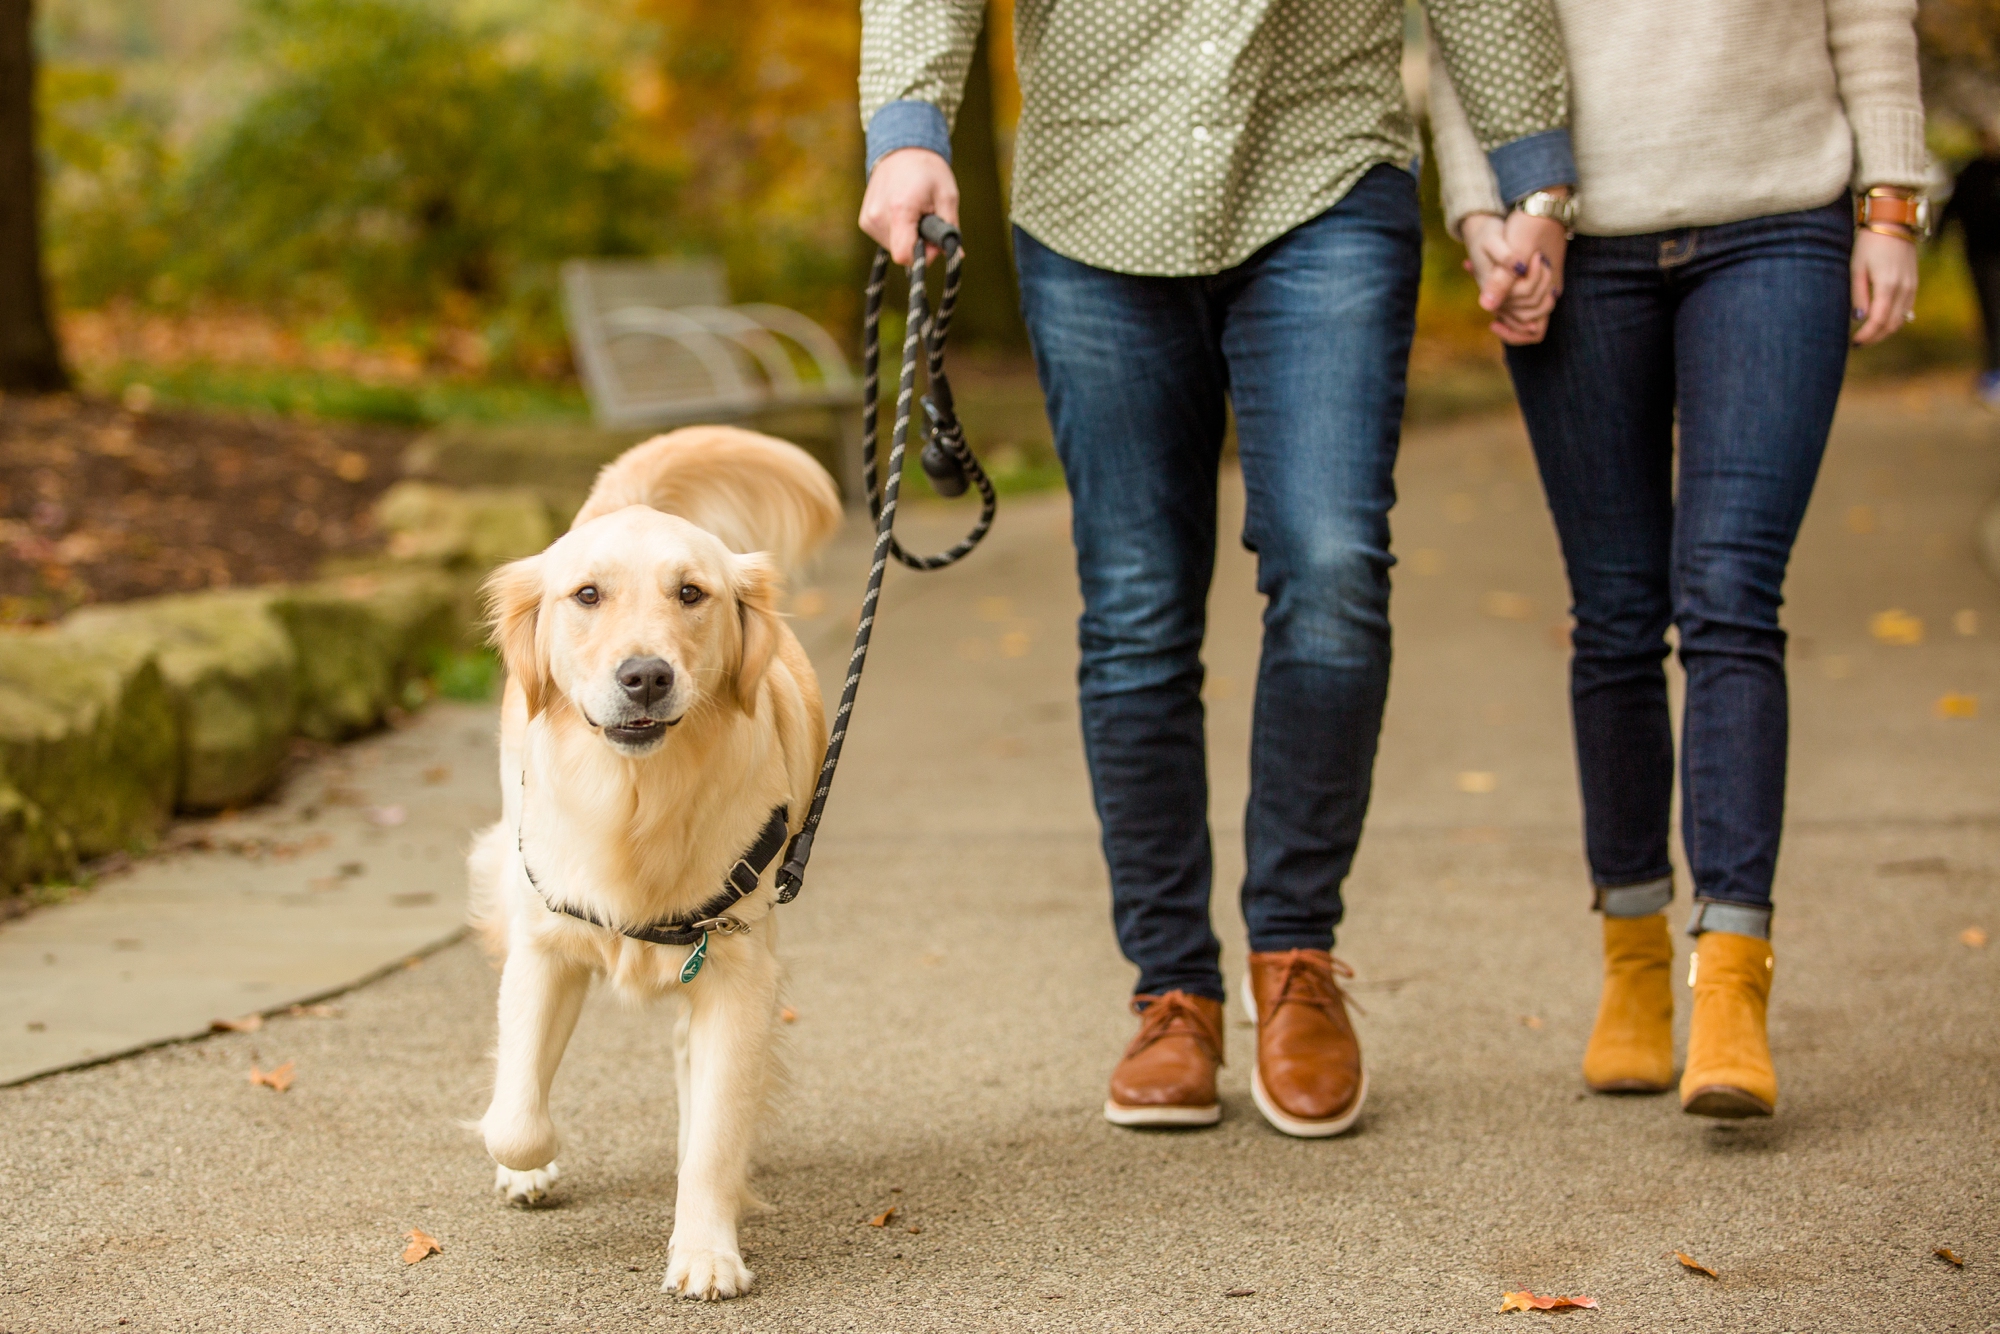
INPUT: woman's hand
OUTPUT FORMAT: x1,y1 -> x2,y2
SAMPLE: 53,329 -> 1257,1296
1851,226 -> 1919,346
1461,212 -> 1559,346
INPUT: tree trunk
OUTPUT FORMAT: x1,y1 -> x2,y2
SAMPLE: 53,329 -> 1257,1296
946,15 -> 1028,353
0,0 -> 69,394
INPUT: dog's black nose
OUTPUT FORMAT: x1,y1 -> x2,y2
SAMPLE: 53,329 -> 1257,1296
615,656 -> 675,711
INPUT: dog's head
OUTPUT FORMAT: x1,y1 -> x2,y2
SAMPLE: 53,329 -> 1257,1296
484,505 -> 782,756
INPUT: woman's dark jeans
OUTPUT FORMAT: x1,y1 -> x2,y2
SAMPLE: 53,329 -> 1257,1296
1014,165 -> 1422,1000
1504,198 -> 1854,936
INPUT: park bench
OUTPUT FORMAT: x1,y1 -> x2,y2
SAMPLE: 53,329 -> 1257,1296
560,257 -> 866,500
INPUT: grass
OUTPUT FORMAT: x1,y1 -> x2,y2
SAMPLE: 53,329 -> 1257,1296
78,360 -> 592,427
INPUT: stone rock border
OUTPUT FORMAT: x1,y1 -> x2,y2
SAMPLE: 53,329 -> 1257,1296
0,484 -> 556,898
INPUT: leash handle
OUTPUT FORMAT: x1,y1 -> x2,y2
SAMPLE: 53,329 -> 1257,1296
775,215 -> 995,902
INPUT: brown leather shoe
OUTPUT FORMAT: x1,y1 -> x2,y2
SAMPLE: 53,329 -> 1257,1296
1243,950 -> 1366,1137
1104,991 -> 1224,1127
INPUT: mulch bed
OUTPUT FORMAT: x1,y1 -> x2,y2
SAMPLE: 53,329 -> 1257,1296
0,394 -> 414,625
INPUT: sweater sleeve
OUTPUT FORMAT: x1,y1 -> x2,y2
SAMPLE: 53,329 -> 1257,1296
1825,0 -> 1928,190
1427,44 -> 1506,239
1424,0 -> 1576,202
859,0 -> 988,174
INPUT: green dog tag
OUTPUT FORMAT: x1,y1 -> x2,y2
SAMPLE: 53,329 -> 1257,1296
679,933 -> 708,984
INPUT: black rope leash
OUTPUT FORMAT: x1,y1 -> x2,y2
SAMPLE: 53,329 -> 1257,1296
775,215 -> 996,902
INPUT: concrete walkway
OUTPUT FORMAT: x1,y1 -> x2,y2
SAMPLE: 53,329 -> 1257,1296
1,383 -> 1996,1332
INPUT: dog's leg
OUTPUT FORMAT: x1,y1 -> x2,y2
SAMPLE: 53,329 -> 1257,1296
480,939 -> 590,1206
662,943 -> 778,1301
672,995 -> 694,1171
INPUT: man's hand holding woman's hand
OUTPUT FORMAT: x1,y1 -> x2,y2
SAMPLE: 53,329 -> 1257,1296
859,147 -> 962,265
1461,206 -> 1571,346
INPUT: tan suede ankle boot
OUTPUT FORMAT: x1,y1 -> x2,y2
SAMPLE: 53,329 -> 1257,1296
1681,930 -> 1777,1118
1582,913 -> 1675,1093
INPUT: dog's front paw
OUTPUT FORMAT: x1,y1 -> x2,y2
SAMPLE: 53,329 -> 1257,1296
663,1247 -> 754,1301
493,1160 -> 559,1207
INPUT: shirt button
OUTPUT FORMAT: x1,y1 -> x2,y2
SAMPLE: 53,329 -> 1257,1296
1192,125 -> 1210,142
1199,39 -> 1217,55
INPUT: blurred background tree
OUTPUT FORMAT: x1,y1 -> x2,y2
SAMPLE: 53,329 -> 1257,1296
2,0 -> 69,391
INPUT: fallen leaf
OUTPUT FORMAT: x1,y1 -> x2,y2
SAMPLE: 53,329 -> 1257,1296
210,1014 -> 264,1033
868,1207 -> 897,1227
289,1003 -> 342,1018
907,1225 -> 922,1235
1456,771 -> 1498,794
1500,1290 -> 1599,1313
1224,1288 -> 1256,1298
1960,927 -> 1989,948
779,1006 -> 797,1023
1870,609 -> 1924,646
249,1061 -> 295,1093
1935,1247 -> 1963,1266
1520,1015 -> 1544,1029
1675,1252 -> 1718,1278
1935,693 -> 1978,719
366,804 -> 407,828
401,1228 -> 442,1264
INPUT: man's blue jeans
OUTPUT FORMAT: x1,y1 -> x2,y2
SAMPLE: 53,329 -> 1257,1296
1504,199 -> 1854,935
1015,164 -> 1422,1000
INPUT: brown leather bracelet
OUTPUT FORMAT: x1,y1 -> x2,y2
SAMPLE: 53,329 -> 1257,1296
1855,188 -> 1930,239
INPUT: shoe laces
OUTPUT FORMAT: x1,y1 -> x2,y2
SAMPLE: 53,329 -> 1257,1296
1128,991 -> 1220,1061
1270,953 -> 1363,1018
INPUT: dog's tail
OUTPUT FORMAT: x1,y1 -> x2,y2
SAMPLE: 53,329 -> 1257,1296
571,426 -> 842,574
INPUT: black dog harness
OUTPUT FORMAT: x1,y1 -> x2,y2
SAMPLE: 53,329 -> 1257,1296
520,802 -> 789,983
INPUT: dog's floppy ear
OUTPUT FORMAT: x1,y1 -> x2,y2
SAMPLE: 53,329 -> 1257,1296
483,554 -> 550,716
732,552 -> 783,714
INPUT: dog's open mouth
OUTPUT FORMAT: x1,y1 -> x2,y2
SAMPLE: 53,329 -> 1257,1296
604,718 -> 676,745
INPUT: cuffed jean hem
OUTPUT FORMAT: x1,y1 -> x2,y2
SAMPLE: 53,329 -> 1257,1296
1245,932 -> 1339,956
1594,875 -> 1673,918
1687,899 -> 1773,939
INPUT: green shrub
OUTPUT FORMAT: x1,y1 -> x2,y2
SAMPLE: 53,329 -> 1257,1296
48,0 -> 685,346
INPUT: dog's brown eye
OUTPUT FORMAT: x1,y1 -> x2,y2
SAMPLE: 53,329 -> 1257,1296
575,585 -> 600,606
678,584 -> 704,606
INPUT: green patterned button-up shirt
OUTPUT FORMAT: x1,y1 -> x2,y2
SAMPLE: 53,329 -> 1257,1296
861,0 -> 1574,276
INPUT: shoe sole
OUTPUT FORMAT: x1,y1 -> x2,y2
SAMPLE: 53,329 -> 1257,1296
1102,1099 -> 1221,1128
1682,1084 -> 1773,1119
1241,975 -> 1366,1138
1586,1076 -> 1674,1095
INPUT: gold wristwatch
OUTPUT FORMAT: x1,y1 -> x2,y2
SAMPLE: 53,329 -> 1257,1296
1855,186 -> 1930,241
1512,188 -> 1578,238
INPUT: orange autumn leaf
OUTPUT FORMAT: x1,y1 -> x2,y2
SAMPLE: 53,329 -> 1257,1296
1935,1246 -> 1964,1267
1935,693 -> 1978,719
1675,1252 -> 1718,1278
248,1061 -> 295,1092
210,1014 -> 263,1033
1500,1290 -> 1599,1312
1961,927 -> 1989,948
868,1207 -> 897,1227
402,1228 -> 443,1264
780,1006 -> 798,1023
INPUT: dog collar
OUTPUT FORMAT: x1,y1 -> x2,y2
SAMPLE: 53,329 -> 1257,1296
519,797 -> 791,966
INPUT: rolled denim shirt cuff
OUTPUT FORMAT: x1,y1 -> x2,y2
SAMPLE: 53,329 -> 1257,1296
1487,128 -> 1577,205
866,100 -> 953,176
1686,900 -> 1773,940
1594,876 -> 1673,919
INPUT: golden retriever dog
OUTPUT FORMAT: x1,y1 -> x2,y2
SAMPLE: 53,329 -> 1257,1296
465,425 -> 840,1300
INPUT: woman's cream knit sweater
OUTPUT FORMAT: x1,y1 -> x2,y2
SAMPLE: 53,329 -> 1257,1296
1428,0 -> 1929,237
